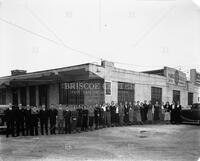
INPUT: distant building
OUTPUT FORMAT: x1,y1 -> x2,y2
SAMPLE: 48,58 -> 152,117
0,60 -> 199,107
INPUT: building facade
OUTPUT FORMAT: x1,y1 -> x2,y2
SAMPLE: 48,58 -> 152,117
0,60 -> 199,108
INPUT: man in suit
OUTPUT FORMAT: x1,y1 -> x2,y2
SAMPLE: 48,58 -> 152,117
124,101 -> 129,125
16,104 -> 25,136
24,104 -> 32,136
31,106 -> 39,136
175,101 -> 182,124
170,101 -> 176,124
143,100 -> 148,122
110,101 -> 116,126
49,104 -> 57,134
82,105 -> 88,131
39,105 -> 49,135
63,106 -> 72,134
94,104 -> 100,129
4,103 -> 15,137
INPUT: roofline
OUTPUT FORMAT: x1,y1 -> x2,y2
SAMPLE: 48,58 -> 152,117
0,62 -> 98,80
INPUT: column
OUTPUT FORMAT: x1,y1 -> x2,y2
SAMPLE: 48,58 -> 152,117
36,86 -> 39,107
26,86 -> 30,105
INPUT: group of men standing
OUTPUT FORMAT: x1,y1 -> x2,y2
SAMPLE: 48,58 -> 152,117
4,100 -> 182,137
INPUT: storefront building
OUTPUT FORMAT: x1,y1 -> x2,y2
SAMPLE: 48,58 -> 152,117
0,60 -> 199,108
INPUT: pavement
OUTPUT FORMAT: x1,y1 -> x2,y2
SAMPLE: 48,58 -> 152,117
0,125 -> 199,161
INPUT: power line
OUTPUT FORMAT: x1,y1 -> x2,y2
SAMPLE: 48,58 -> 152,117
0,17 -> 100,60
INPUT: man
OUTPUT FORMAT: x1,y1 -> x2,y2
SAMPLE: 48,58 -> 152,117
57,104 -> 64,134
105,103 -> 111,127
94,104 -> 100,129
76,105 -> 83,132
170,101 -> 176,124
49,104 -> 58,134
24,104 -> 32,136
124,101 -> 129,125
16,104 -> 25,136
110,101 -> 116,126
39,105 -> 49,135
82,105 -> 88,131
175,101 -> 182,124
143,100 -> 148,122
63,106 -> 71,134
71,106 -> 78,133
88,105 -> 94,130
31,106 -> 39,136
4,103 -> 15,137
119,102 -> 124,126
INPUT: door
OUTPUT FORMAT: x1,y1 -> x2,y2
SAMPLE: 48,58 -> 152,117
12,88 -> 18,106
151,87 -> 162,105
173,90 -> 180,104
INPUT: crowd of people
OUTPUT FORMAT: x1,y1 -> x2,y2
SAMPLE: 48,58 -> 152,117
4,100 -> 182,137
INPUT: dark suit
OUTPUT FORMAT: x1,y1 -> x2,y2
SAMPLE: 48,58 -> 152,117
39,109 -> 49,135
15,107 -> 25,136
4,108 -> 15,137
124,105 -> 129,125
49,108 -> 57,134
24,108 -> 32,136
64,110 -> 71,134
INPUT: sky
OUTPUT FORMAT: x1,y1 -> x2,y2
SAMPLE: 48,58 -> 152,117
0,0 -> 200,77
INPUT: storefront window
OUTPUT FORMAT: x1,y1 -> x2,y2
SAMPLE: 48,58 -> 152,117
105,82 -> 111,95
118,82 -> 134,104
0,89 -> 6,105
188,92 -> 193,105
60,79 -> 104,105
173,90 -> 180,104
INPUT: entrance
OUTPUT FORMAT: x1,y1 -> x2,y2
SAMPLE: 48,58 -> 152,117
151,87 -> 162,105
39,85 -> 48,107
173,90 -> 180,104
12,88 -> 18,106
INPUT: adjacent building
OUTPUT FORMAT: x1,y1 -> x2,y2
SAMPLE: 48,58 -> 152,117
0,60 -> 199,108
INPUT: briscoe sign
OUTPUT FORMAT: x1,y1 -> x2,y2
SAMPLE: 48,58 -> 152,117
165,67 -> 186,86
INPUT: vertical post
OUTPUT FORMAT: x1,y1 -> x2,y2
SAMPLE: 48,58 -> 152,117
36,86 -> 39,107
26,86 -> 30,105
18,88 -> 20,105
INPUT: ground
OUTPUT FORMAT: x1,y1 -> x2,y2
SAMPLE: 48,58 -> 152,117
0,125 -> 199,161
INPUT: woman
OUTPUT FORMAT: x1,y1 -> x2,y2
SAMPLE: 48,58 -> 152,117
135,101 -> 142,124
147,101 -> 153,124
164,102 -> 171,124
119,102 -> 124,126
154,101 -> 160,122
128,102 -> 134,125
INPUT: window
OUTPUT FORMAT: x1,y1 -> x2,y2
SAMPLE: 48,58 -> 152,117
20,87 -> 27,106
0,89 -> 6,105
151,87 -> 162,105
105,82 -> 111,95
188,92 -> 193,105
118,82 -> 134,104
60,80 -> 104,105
173,90 -> 180,104
29,86 -> 36,106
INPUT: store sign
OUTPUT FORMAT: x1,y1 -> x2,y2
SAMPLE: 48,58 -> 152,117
165,67 -> 186,86
195,72 -> 200,85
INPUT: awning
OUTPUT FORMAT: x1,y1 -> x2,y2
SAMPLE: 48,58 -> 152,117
0,65 -> 103,88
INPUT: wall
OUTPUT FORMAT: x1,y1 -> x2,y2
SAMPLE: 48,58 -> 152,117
48,83 -> 59,106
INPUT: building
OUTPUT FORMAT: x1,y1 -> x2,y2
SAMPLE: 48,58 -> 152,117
0,60 -> 199,107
